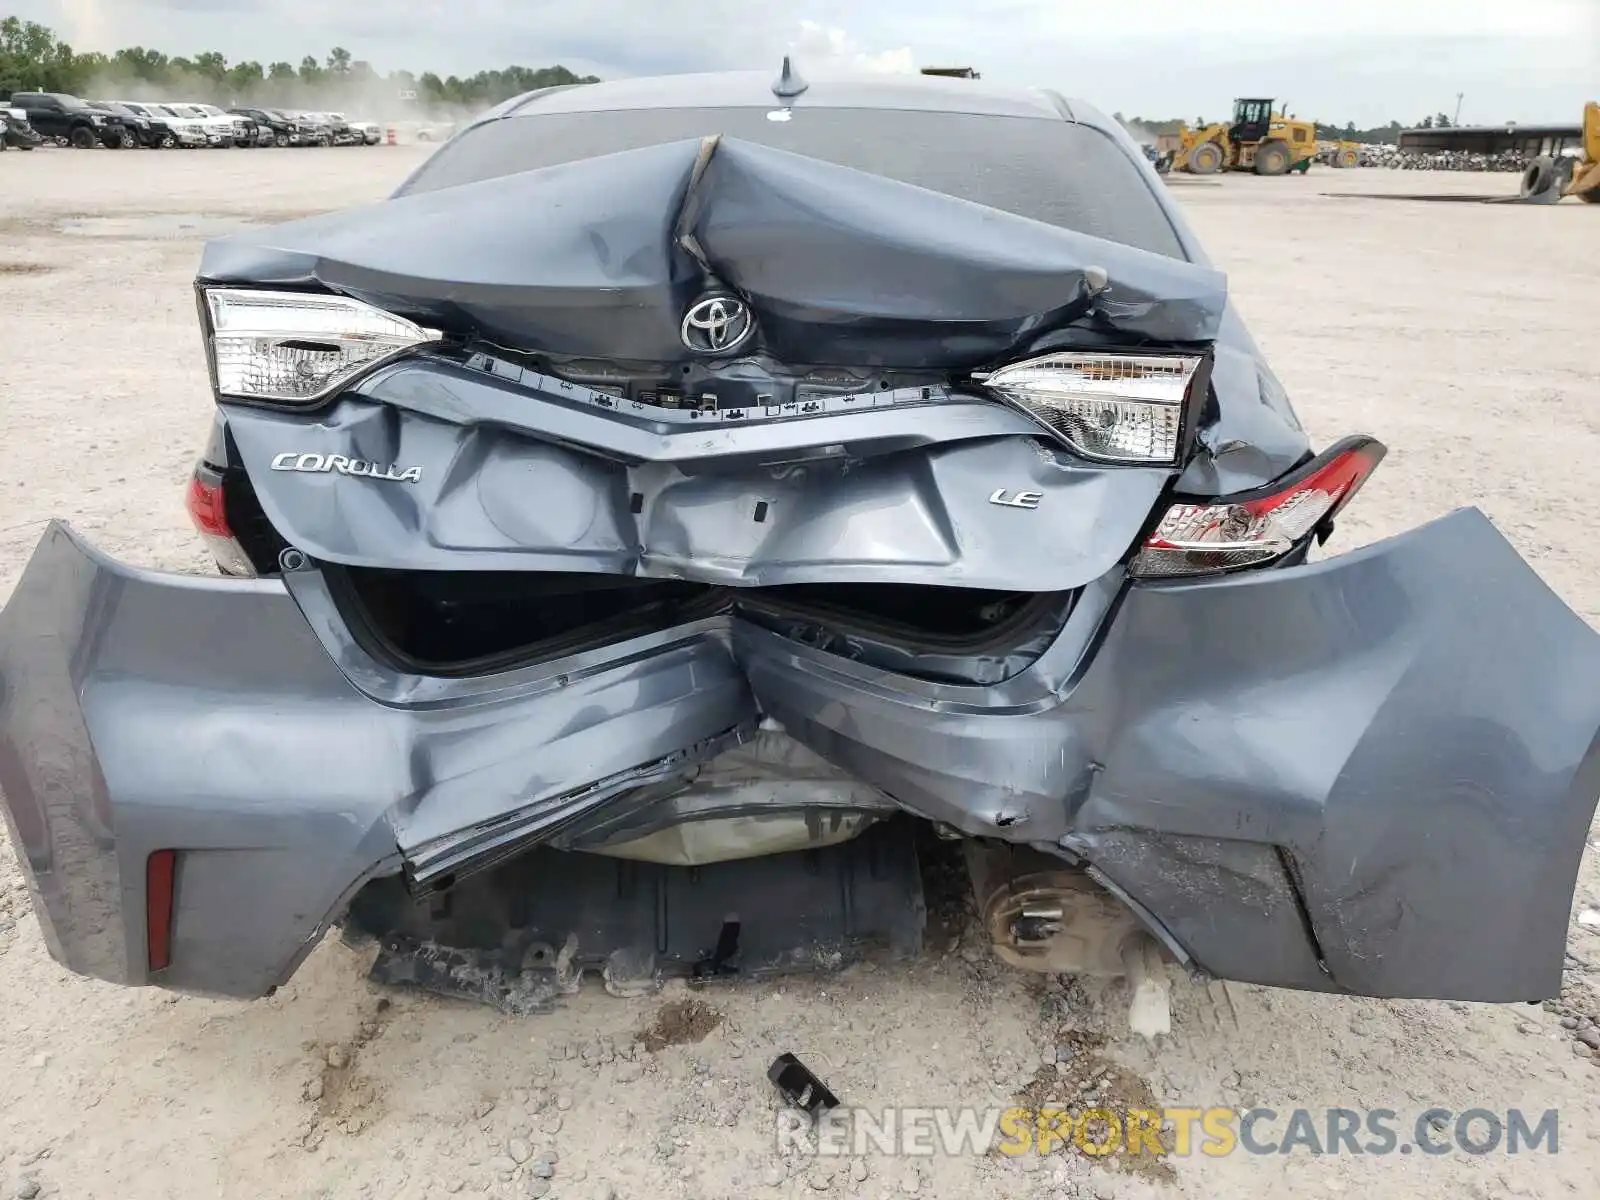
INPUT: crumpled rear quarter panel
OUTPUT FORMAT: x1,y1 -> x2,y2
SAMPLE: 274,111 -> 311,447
1065,509 -> 1600,999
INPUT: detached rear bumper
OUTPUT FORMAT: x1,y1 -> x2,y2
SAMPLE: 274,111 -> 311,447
1,511 -> 1597,1001
0,524 -> 749,997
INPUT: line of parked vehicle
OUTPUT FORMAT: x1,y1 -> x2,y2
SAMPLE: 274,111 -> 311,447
2,91 -> 389,151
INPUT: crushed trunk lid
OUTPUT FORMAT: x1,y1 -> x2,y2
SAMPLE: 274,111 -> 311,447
197,136 -> 1226,367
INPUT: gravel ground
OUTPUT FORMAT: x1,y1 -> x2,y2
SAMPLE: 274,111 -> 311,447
2,149 -> 1599,1200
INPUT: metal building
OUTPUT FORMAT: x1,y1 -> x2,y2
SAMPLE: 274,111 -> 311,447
1398,122 -> 1584,157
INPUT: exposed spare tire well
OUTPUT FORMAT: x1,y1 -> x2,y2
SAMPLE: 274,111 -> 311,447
323,566 -> 722,678
320,565 -> 1076,683
733,584 -> 1079,686
734,583 -> 1069,647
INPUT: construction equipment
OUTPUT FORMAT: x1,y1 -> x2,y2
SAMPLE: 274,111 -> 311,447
1518,100 -> 1600,203
1320,139 -> 1362,168
1175,98 -> 1318,176
1142,142 -> 1175,175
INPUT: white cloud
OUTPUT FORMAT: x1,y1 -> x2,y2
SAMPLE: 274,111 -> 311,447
55,0 -> 114,48
6,0 -> 1595,125
1015,0 -> 1595,38
789,20 -> 915,75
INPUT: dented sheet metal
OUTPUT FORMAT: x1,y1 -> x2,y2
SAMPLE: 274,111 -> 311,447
1064,510 -> 1600,1000
0,526 -> 748,997
196,115 -> 1307,495
221,391 -> 1169,590
197,136 -> 1227,369
3,510 -> 1598,1002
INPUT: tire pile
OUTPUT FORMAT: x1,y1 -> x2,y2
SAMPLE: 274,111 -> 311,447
1357,146 -> 1530,171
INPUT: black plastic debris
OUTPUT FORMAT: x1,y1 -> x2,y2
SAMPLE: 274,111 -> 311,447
768,1053 -> 840,1114
692,916 -> 742,981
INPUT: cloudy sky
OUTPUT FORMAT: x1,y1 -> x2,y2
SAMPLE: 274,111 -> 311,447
14,0 -> 1599,125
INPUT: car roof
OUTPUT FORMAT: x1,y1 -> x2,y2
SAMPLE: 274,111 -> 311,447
504,69 -> 1077,122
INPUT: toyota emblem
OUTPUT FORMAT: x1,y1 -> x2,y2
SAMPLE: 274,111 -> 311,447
680,295 -> 755,354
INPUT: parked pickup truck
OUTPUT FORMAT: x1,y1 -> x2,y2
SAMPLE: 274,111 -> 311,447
6,91 -> 129,148
302,110 -> 361,145
192,103 -> 265,146
91,101 -> 173,148
1,105 -> 44,150
230,107 -> 300,147
281,110 -> 333,146
343,117 -> 384,145
161,103 -> 239,147
111,101 -> 213,148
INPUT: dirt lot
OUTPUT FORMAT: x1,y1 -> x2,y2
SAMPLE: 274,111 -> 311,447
2,148 -> 1600,1200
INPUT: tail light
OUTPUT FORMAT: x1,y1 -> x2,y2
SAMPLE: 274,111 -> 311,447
1132,436 -> 1386,578
146,849 -> 177,973
185,467 -> 257,577
202,287 -> 439,405
974,352 -> 1207,465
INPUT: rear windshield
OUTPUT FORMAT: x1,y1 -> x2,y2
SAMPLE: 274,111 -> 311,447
401,107 -> 1186,259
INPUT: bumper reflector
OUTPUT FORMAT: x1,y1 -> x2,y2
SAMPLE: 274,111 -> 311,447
146,849 -> 176,973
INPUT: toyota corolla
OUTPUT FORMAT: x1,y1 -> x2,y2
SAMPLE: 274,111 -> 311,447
2,66 -> 1597,1023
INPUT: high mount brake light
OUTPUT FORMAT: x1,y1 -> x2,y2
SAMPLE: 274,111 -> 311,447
1132,436 -> 1387,578
203,287 -> 439,405
975,352 -> 1207,465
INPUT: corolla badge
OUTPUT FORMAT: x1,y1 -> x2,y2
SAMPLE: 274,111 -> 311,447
270,452 -> 422,483
681,295 -> 754,354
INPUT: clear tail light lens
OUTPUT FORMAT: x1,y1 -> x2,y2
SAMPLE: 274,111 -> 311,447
1132,437 -> 1386,578
975,352 -> 1206,465
204,287 -> 438,404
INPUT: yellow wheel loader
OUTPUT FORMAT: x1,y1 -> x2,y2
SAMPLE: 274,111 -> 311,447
1322,140 -> 1362,168
1515,101 -> 1600,203
1556,100 -> 1597,202
1176,98 -> 1319,176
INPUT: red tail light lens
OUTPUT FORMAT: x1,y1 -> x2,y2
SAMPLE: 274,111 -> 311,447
146,849 -> 176,973
184,467 -> 257,577
1132,437 -> 1386,578
184,475 -> 230,538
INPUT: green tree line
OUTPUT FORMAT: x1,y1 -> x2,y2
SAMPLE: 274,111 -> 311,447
0,14 -> 597,110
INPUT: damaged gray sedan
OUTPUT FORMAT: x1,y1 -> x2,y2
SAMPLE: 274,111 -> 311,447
4,66 -> 1599,1027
